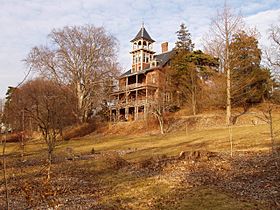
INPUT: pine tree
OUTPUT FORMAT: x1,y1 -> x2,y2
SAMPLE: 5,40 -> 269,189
171,50 -> 218,115
175,23 -> 194,51
229,31 -> 272,108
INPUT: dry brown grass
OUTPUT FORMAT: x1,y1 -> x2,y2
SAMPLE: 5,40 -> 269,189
1,107 -> 279,209
105,117 -> 160,136
63,123 -> 96,140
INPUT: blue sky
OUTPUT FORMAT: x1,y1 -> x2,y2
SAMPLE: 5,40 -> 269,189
0,0 -> 279,98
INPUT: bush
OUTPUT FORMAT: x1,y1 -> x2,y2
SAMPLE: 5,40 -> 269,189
103,152 -> 128,169
0,131 -> 31,143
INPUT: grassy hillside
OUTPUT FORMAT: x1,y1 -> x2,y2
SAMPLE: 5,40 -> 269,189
59,120 -> 276,160
0,111 -> 279,209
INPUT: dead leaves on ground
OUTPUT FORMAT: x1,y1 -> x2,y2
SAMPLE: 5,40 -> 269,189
0,151 -> 279,209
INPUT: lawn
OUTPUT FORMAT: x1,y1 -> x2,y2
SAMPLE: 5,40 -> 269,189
57,122 -> 275,160
0,119 -> 279,209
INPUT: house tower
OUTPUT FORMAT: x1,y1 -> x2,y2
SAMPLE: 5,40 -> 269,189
130,24 -> 155,72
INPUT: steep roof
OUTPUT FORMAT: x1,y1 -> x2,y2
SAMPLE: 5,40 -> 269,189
130,26 -> 155,43
120,50 -> 174,78
154,51 -> 173,67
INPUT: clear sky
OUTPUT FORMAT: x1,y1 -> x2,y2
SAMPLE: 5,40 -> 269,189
0,0 -> 279,98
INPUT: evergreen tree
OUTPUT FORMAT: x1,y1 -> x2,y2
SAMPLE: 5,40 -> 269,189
229,31 -> 273,108
175,23 -> 194,51
171,50 -> 218,115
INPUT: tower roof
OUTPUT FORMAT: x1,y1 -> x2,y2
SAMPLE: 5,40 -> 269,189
130,26 -> 155,43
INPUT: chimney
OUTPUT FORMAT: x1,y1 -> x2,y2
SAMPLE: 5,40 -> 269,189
161,42 -> 168,53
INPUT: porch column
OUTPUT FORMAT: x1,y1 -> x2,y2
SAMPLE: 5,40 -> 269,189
126,77 -> 128,104
125,107 -> 129,120
117,108 -> 120,121
135,106 -> 138,120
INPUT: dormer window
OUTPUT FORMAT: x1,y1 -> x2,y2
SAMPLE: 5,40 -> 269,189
151,61 -> 156,67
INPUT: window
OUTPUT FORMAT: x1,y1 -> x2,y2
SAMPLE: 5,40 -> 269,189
166,92 -> 171,102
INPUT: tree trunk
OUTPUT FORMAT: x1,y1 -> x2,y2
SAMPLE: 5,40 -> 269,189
228,125 -> 233,157
159,116 -> 164,134
154,110 -> 164,135
192,93 -> 196,116
225,15 -> 233,157
268,110 -> 275,155
21,110 -> 25,162
76,81 -> 86,122
226,68 -> 231,125
191,68 -> 197,115
47,150 -> 52,182
2,132 -> 9,209
226,32 -> 231,125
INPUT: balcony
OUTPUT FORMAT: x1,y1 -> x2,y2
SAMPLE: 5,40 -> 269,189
109,98 -> 154,109
117,82 -> 158,92
132,45 -> 153,51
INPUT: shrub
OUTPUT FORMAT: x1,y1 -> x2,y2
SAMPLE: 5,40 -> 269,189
1,131 -> 32,143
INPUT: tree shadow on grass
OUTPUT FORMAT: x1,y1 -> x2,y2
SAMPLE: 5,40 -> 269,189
0,150 -> 176,209
151,152 -> 280,209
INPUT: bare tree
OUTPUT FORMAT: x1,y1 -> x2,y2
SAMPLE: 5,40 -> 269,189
266,24 -> 280,80
152,106 -> 165,135
25,25 -> 120,122
257,102 -> 279,155
203,3 -> 245,157
1,129 -> 9,209
203,2 -> 244,125
5,79 -> 77,181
